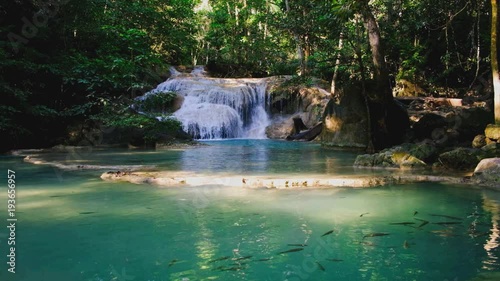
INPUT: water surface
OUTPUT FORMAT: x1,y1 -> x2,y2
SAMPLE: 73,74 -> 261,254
0,140 -> 499,281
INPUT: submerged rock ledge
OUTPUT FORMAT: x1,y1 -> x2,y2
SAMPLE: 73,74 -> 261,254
23,156 -> 156,171
100,171 -> 482,189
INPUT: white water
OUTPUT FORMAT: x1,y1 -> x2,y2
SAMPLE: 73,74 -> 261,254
147,67 -> 270,139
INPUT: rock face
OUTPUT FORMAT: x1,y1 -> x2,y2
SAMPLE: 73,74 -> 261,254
320,86 -> 369,148
408,103 -> 493,146
473,158 -> 500,188
266,81 -> 330,140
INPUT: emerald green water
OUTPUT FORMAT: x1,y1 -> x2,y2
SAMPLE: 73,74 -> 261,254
1,140 -> 500,281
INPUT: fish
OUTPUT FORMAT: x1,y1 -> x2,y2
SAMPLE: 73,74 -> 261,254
321,230 -> 335,237
360,213 -> 370,217
429,214 -> 462,220
316,261 -> 325,271
287,244 -> 308,247
413,211 -> 418,216
221,266 -> 245,272
233,255 -> 252,261
433,221 -> 462,225
257,258 -> 272,261
168,259 -> 179,267
363,232 -> 390,239
50,195 -> 64,198
79,212 -> 96,215
403,240 -> 410,249
326,258 -> 344,262
389,222 -> 416,225
208,256 -> 231,263
277,248 -> 304,255
431,230 -> 456,237
417,220 -> 429,228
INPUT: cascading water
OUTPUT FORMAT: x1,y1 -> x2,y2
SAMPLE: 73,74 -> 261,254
146,66 -> 270,139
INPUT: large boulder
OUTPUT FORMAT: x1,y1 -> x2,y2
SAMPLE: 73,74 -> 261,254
472,158 -> 500,188
437,147 -> 484,171
320,86 -> 369,148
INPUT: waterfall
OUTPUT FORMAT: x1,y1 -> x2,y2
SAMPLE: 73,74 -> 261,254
146,67 -> 270,139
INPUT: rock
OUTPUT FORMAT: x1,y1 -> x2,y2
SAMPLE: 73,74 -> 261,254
266,116 -> 294,139
406,141 -> 439,162
472,158 -> 500,188
320,86 -> 369,148
454,107 -> 493,141
354,143 -> 429,169
412,113 -> 447,140
267,81 -> 329,140
391,152 -> 427,169
472,135 -> 487,148
485,124 -> 500,141
481,143 -> 500,158
286,122 -> 323,141
438,147 -> 484,170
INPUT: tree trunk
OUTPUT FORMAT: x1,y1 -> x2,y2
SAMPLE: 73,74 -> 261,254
356,0 -> 408,150
284,0 -> 305,75
358,0 -> 392,103
492,0 -> 500,124
331,31 -> 344,101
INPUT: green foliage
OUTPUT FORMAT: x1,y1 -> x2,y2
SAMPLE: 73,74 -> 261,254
0,0 -> 496,150
96,97 -> 182,144
106,112 -> 182,144
0,0 -> 197,150
134,92 -> 178,114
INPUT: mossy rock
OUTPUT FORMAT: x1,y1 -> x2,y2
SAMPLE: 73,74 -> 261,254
438,147 -> 484,171
391,152 -> 427,169
485,124 -> 500,141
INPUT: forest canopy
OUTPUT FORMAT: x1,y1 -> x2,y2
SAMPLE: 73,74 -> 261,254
0,0 -> 497,150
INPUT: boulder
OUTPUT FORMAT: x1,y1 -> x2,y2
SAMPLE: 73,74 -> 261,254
472,158 -> 500,188
437,147 -> 484,171
481,143 -> 500,158
472,135 -> 487,148
354,143 -> 430,169
266,115 -> 295,139
320,86 -> 369,148
485,124 -> 500,141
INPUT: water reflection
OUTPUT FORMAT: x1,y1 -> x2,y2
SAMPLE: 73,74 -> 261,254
179,139 -> 361,176
481,192 -> 500,270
